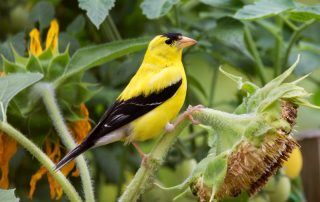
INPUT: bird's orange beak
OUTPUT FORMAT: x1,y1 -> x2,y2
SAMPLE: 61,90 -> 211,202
177,36 -> 197,49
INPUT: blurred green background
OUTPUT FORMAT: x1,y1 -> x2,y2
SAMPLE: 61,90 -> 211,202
1,0 -> 320,201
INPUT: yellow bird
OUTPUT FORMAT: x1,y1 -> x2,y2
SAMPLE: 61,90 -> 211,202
55,33 -> 197,170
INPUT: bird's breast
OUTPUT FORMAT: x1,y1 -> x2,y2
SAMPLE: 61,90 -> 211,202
127,77 -> 187,142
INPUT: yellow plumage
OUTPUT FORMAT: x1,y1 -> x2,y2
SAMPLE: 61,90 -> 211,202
55,33 -> 196,170
119,35 -> 188,141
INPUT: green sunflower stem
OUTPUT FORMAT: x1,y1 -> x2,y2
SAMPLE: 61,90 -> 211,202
118,121 -> 188,202
0,121 -> 82,202
35,82 -> 95,202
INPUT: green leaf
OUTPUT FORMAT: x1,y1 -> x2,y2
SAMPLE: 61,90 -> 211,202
2,57 -> 26,73
140,0 -> 180,19
57,37 -> 149,85
212,17 -> 252,59
0,73 -> 43,121
29,1 -> 55,30
26,55 -> 43,73
200,0 -> 240,8
234,0 -> 295,20
78,0 -> 116,29
0,189 -> 19,202
0,33 -> 26,66
203,153 -> 228,194
57,82 -> 100,105
289,6 -> 320,21
46,49 -> 70,80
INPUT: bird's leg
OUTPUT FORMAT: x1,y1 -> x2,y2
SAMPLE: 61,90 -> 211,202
132,142 -> 146,159
165,105 -> 204,133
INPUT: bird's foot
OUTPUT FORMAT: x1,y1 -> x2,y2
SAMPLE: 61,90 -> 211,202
132,142 -> 146,159
166,105 -> 204,133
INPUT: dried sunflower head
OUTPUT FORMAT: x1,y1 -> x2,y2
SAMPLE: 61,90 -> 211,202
174,56 -> 319,201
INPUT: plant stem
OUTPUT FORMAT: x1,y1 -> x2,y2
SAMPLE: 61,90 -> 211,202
274,16 -> 284,77
107,15 -> 122,40
0,121 -> 82,202
208,66 -> 218,107
118,121 -> 188,202
244,25 -> 266,85
283,19 -> 316,69
35,83 -> 95,202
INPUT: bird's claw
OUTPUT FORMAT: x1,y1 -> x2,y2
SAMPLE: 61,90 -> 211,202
184,105 -> 204,125
168,105 -> 204,131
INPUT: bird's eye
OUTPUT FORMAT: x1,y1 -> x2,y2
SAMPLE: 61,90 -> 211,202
165,39 -> 173,45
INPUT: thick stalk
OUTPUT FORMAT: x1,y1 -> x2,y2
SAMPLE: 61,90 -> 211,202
244,25 -> 266,85
118,121 -> 188,202
35,83 -> 95,202
0,121 -> 82,202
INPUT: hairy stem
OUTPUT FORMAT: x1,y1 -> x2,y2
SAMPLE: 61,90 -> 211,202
0,121 -> 82,202
118,121 -> 188,202
35,83 -> 95,202
244,25 -> 266,85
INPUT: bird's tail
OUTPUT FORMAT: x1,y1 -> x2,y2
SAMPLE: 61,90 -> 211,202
54,142 -> 91,171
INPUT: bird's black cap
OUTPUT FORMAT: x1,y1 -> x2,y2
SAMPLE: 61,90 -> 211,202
162,32 -> 182,45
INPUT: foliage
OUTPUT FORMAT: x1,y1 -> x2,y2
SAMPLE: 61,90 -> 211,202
0,189 -> 19,202
0,0 -> 320,201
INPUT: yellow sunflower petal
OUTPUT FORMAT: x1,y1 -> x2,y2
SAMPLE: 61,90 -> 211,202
45,19 -> 59,52
29,28 -> 43,56
0,132 -> 17,189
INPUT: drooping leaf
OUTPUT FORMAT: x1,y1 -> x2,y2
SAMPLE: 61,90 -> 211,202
289,6 -> 320,21
234,0 -> 295,20
29,1 -> 55,30
78,0 -> 116,29
0,73 -> 43,121
140,0 -> 180,19
0,189 -> 19,202
57,37 -> 149,85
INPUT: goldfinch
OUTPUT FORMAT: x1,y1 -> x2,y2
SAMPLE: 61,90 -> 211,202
55,33 -> 197,170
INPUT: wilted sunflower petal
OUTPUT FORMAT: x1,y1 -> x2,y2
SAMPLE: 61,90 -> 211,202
0,132 -> 17,189
28,166 -> 47,199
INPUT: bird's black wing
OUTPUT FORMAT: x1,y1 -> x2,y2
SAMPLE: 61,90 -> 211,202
88,78 -> 183,142
54,78 -> 182,171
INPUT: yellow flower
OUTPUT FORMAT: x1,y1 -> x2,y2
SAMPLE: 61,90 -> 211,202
29,19 -> 59,56
282,147 -> 303,178
0,132 -> 17,189
29,28 -> 43,56
29,104 -> 91,199
45,19 -> 59,52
